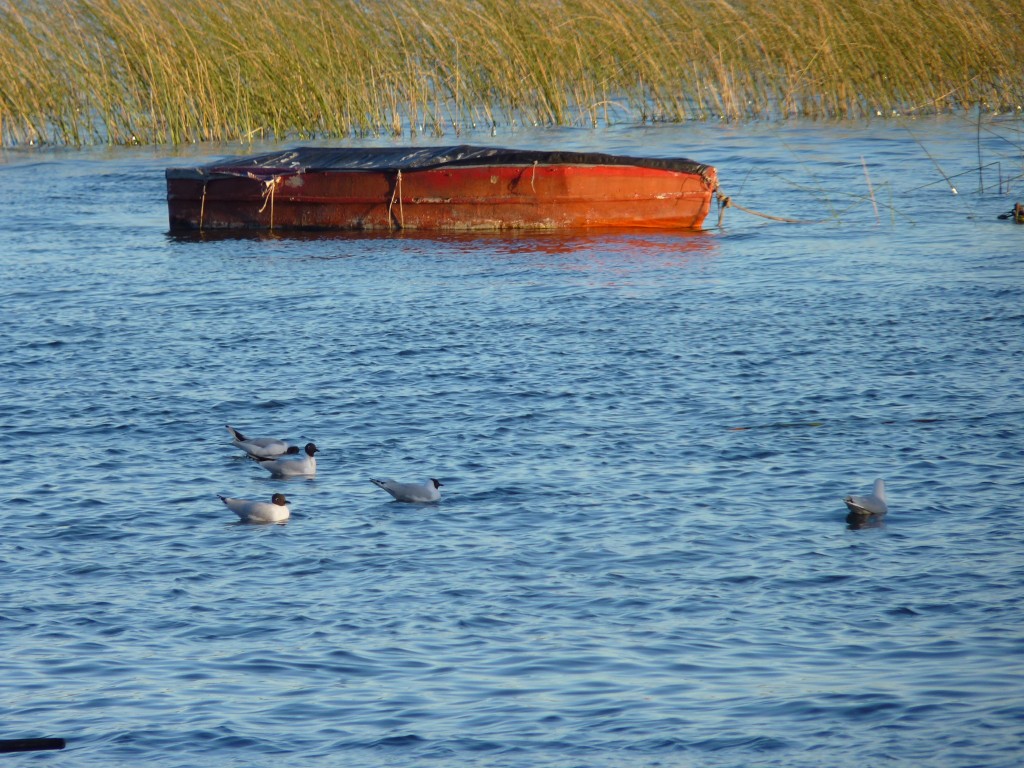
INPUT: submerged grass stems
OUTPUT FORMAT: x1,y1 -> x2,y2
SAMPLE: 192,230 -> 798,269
0,0 -> 1021,146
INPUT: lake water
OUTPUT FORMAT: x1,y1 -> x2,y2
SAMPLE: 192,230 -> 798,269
2,115 -> 1023,767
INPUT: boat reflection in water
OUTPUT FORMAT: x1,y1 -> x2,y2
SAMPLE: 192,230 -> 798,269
168,226 -> 719,279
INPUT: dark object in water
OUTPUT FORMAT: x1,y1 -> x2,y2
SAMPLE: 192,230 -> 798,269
997,202 -> 1024,223
0,738 -> 66,753
166,145 -> 718,232
847,511 -> 886,530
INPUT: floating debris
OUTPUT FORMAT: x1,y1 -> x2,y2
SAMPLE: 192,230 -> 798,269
997,202 -> 1024,223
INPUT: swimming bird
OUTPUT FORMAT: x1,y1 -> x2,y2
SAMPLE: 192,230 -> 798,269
226,424 -> 295,459
253,442 -> 319,477
370,477 -> 443,503
844,478 -> 888,517
218,492 -> 290,523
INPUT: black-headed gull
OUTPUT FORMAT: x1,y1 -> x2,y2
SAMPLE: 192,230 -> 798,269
844,478 -> 888,517
254,442 -> 319,477
226,424 -> 296,459
370,477 -> 443,503
218,492 -> 290,523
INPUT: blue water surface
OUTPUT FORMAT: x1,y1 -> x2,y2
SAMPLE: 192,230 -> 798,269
1,115 -> 1023,767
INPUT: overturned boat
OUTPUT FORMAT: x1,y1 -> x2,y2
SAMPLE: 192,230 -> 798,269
165,145 -> 717,232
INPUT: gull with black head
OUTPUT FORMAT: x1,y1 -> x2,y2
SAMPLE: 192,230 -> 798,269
218,493 -> 291,523
253,442 -> 319,478
226,424 -> 296,459
370,477 -> 443,503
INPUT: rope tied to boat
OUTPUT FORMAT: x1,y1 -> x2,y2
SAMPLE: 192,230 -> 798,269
199,182 -> 207,231
715,190 -> 825,226
257,175 -> 282,230
387,170 -> 405,229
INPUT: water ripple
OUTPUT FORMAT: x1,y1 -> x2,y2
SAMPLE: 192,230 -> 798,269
2,121 -> 1023,767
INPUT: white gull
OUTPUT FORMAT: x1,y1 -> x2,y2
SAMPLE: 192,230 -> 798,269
253,442 -> 319,477
226,424 -> 296,459
219,492 -> 290,523
370,477 -> 443,503
844,478 -> 888,517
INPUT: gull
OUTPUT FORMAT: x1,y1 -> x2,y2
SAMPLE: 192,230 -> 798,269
844,478 -> 888,517
370,477 -> 443,503
253,442 -> 319,477
226,424 -> 296,459
218,492 -> 290,523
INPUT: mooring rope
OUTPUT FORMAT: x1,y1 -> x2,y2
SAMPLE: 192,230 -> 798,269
258,176 -> 281,230
715,190 -> 825,226
199,182 -> 207,231
398,170 -> 404,228
387,170 -> 405,229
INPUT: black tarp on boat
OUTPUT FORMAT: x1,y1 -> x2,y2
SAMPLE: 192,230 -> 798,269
167,145 -> 713,180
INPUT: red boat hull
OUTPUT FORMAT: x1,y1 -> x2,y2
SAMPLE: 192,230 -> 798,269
167,159 -> 717,232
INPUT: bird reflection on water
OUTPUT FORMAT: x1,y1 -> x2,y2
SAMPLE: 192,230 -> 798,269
846,510 -> 887,530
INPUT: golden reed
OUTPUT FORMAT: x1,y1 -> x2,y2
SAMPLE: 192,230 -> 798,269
0,0 -> 1020,145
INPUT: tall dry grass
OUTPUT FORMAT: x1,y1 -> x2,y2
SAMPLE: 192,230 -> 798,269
0,0 -> 1020,145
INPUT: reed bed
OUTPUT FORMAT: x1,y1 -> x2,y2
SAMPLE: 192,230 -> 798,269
0,0 -> 1021,145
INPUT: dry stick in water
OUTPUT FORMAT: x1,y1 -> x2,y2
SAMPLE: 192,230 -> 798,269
977,103 -> 984,194
861,155 -> 879,223
903,124 -> 958,194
